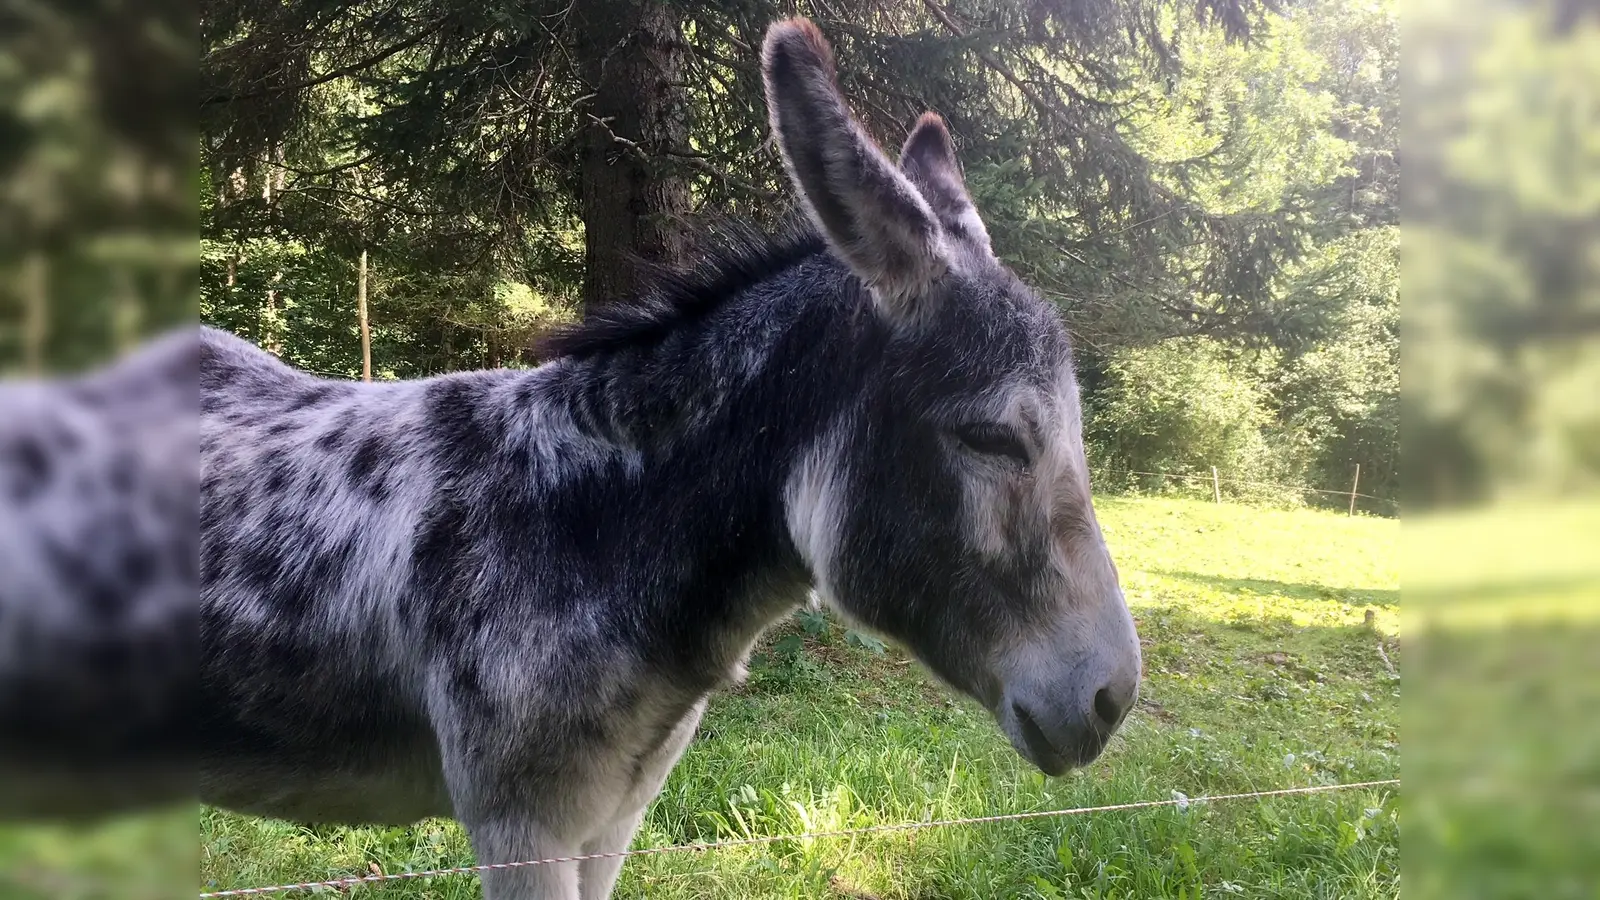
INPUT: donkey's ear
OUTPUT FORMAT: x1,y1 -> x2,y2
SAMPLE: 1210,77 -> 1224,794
900,113 -> 992,254
762,19 -> 948,318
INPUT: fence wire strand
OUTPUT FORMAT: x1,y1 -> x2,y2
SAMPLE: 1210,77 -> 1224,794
199,778 -> 1399,898
1126,471 -> 1399,507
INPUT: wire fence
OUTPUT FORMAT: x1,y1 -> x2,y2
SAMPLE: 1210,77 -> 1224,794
199,778 -> 1400,898
1123,469 -> 1400,515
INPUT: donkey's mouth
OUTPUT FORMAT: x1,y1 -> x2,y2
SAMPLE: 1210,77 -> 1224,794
1008,702 -> 1106,776
1011,703 -> 1071,776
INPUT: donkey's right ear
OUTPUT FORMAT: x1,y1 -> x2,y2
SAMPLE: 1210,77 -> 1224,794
900,113 -> 992,256
761,19 -> 948,320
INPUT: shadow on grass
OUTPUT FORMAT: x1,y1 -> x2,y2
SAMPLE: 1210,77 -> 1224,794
1404,573 -> 1597,605
1154,570 -> 1399,608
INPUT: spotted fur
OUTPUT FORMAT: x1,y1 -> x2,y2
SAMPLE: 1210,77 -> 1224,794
0,330 -> 197,819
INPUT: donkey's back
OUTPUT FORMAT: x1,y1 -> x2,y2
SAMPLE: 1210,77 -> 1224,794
198,326 -> 670,826
200,326 -> 463,823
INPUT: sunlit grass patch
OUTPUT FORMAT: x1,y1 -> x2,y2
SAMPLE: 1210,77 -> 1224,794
1404,499 -> 1600,900
0,808 -> 194,900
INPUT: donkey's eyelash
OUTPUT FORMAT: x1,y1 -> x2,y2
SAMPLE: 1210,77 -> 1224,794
950,424 -> 1031,465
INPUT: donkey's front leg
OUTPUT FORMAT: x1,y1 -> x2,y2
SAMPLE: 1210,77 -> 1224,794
438,725 -> 582,900
459,812 -> 581,900
579,698 -> 708,900
577,809 -> 645,900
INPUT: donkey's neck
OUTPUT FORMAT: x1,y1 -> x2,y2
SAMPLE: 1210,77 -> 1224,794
525,255 -> 873,687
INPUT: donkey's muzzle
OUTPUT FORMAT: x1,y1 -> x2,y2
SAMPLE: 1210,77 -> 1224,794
1002,667 -> 1138,776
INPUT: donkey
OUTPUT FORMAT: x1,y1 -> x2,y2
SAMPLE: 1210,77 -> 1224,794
199,18 -> 1140,899
0,330 -> 196,819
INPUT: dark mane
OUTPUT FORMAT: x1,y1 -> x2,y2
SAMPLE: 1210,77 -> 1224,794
537,218 -> 827,360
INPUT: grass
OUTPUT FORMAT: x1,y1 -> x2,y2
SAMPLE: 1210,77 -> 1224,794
1403,499 -> 1600,900
5,495 -> 1398,900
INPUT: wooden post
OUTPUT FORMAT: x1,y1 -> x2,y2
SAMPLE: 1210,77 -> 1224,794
1211,466 -> 1221,504
21,252 -> 47,375
357,247 -> 372,382
112,269 -> 141,353
1348,464 -> 1361,516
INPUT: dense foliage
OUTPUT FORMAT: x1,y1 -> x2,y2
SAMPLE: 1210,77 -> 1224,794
0,0 -> 193,372
190,0 -> 1401,509
1405,0 -> 1600,506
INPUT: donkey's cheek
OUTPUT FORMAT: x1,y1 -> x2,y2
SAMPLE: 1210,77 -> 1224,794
957,469 -> 1036,564
999,473 -> 1044,550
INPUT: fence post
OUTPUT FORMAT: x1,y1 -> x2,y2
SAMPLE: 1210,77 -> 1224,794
1348,464 -> 1361,516
1211,466 -> 1221,504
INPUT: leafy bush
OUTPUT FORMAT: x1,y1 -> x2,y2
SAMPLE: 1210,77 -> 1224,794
1083,230 -> 1399,513
1270,228 -> 1400,510
1085,337 -> 1299,504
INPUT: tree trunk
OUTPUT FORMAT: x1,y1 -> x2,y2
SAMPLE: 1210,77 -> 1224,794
357,247 -> 371,381
573,1 -> 692,314
261,147 -> 286,355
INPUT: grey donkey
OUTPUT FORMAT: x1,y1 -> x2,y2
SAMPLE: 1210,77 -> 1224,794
0,329 -> 196,819
197,18 -> 1142,899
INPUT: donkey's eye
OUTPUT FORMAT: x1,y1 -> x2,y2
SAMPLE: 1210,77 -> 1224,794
951,424 -> 1031,466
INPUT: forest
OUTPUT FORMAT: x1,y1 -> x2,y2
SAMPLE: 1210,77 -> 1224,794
21,0 -> 1600,515
189,0 -> 1402,511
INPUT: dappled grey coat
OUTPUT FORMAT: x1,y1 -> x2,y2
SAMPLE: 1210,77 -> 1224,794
0,330 -> 196,818
2,17 -> 1141,900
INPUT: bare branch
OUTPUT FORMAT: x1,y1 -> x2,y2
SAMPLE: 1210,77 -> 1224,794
204,17 -> 452,106
585,114 -> 774,204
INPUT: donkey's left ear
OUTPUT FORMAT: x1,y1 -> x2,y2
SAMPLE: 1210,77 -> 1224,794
899,113 -> 992,255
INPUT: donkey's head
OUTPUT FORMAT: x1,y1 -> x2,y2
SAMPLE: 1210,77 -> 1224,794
766,20 -> 1140,774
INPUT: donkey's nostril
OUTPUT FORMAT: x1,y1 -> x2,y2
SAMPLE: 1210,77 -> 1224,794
1093,685 -> 1126,728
